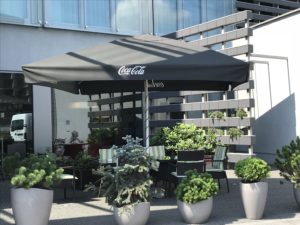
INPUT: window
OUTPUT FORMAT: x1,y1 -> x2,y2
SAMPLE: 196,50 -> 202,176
85,0 -> 111,31
44,0 -> 80,28
116,0 -> 141,34
153,0 -> 178,35
0,0 -> 39,25
11,120 -> 24,131
182,0 -> 201,28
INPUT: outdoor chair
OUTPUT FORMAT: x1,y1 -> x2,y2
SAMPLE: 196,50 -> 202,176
149,145 -> 166,172
99,148 -> 116,163
206,146 -> 229,192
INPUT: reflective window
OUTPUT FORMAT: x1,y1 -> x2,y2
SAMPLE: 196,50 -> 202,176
154,0 -> 177,35
45,0 -> 80,28
182,0 -> 201,28
116,0 -> 141,34
0,0 -> 27,19
85,0 -> 111,30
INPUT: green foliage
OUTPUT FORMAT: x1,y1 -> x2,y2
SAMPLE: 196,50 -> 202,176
209,111 -> 225,121
275,137 -> 300,187
164,123 -> 205,151
88,127 -> 118,145
150,128 -> 167,146
73,152 -> 98,170
3,153 -> 21,177
85,136 -> 152,209
163,155 -> 171,160
204,128 -> 221,153
228,128 -> 243,139
10,154 -> 64,189
175,170 -> 218,204
236,108 -> 248,119
235,157 -> 270,183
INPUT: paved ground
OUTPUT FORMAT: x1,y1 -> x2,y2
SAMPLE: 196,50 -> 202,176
1,170 -> 300,225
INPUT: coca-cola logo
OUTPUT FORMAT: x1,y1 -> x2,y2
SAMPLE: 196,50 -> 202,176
118,65 -> 146,76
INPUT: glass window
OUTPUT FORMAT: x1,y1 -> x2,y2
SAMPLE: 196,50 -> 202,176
0,0 -> 27,20
85,0 -> 111,30
182,0 -> 201,28
45,0 -> 80,28
11,120 -> 24,131
116,0 -> 141,34
154,0 -> 177,35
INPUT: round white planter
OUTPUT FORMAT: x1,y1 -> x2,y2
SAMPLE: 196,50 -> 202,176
240,182 -> 268,219
113,202 -> 150,225
177,197 -> 213,224
11,188 -> 53,225
293,185 -> 300,208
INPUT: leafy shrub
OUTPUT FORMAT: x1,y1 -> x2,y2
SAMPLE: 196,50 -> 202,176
85,136 -> 152,209
228,128 -> 243,139
235,157 -> 270,183
209,111 -> 225,121
236,108 -> 247,119
73,152 -> 98,170
10,154 -> 64,189
88,127 -> 118,145
2,153 -> 21,177
275,137 -> 300,188
175,170 -> 218,204
164,123 -> 203,151
150,128 -> 167,146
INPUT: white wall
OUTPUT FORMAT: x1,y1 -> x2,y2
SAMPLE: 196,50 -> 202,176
0,23 -> 125,152
249,12 -> 300,161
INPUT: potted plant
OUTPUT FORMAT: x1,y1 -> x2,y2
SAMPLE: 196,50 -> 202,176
175,170 -> 218,224
275,137 -> 300,207
85,136 -> 152,225
8,154 -> 64,225
235,157 -> 270,219
165,123 -> 206,175
72,152 -> 99,190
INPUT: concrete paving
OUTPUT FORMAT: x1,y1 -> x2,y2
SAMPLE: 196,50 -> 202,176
1,170 -> 300,225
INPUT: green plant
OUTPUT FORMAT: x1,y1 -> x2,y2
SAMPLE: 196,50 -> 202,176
150,128 -> 167,146
235,157 -> 270,183
209,111 -> 225,121
164,123 -> 206,151
236,108 -> 247,119
73,152 -> 98,170
3,153 -> 21,177
85,136 -> 152,209
175,170 -> 218,204
228,128 -> 243,139
10,154 -> 64,189
275,137 -> 300,188
88,127 -> 118,145
204,128 -> 222,153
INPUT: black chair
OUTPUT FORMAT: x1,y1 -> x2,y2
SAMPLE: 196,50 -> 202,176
206,146 -> 229,192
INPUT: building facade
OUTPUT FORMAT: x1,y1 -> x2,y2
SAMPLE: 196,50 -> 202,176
0,0 -> 299,160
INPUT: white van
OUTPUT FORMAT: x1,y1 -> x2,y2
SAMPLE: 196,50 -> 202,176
10,113 -> 32,142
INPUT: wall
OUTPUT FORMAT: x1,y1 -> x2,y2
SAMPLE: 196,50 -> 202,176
249,12 -> 300,162
0,23 -> 124,152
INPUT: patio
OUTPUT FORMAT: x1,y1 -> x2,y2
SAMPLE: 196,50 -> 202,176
1,170 -> 300,225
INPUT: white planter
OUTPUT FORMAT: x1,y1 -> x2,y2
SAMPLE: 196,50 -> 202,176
177,197 -> 213,224
293,185 -> 300,208
11,188 -> 53,225
113,202 -> 150,225
240,182 -> 268,219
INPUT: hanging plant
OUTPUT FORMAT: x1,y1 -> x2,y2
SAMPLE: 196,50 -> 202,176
208,111 -> 225,122
228,128 -> 243,140
236,108 -> 248,119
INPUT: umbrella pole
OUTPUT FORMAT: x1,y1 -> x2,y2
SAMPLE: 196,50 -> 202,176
143,80 -> 150,153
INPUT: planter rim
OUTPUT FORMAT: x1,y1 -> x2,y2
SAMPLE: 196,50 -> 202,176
11,187 -> 53,191
114,201 -> 150,209
177,197 -> 212,205
240,181 -> 267,184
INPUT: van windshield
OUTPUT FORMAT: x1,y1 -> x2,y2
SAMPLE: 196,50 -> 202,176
11,119 -> 24,131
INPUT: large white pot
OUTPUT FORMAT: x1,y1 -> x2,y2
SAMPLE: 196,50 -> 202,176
177,197 -> 213,224
113,202 -> 150,225
240,182 -> 268,219
11,188 -> 53,225
293,185 -> 300,208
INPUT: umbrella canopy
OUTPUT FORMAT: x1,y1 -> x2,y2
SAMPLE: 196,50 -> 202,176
23,35 -> 249,94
